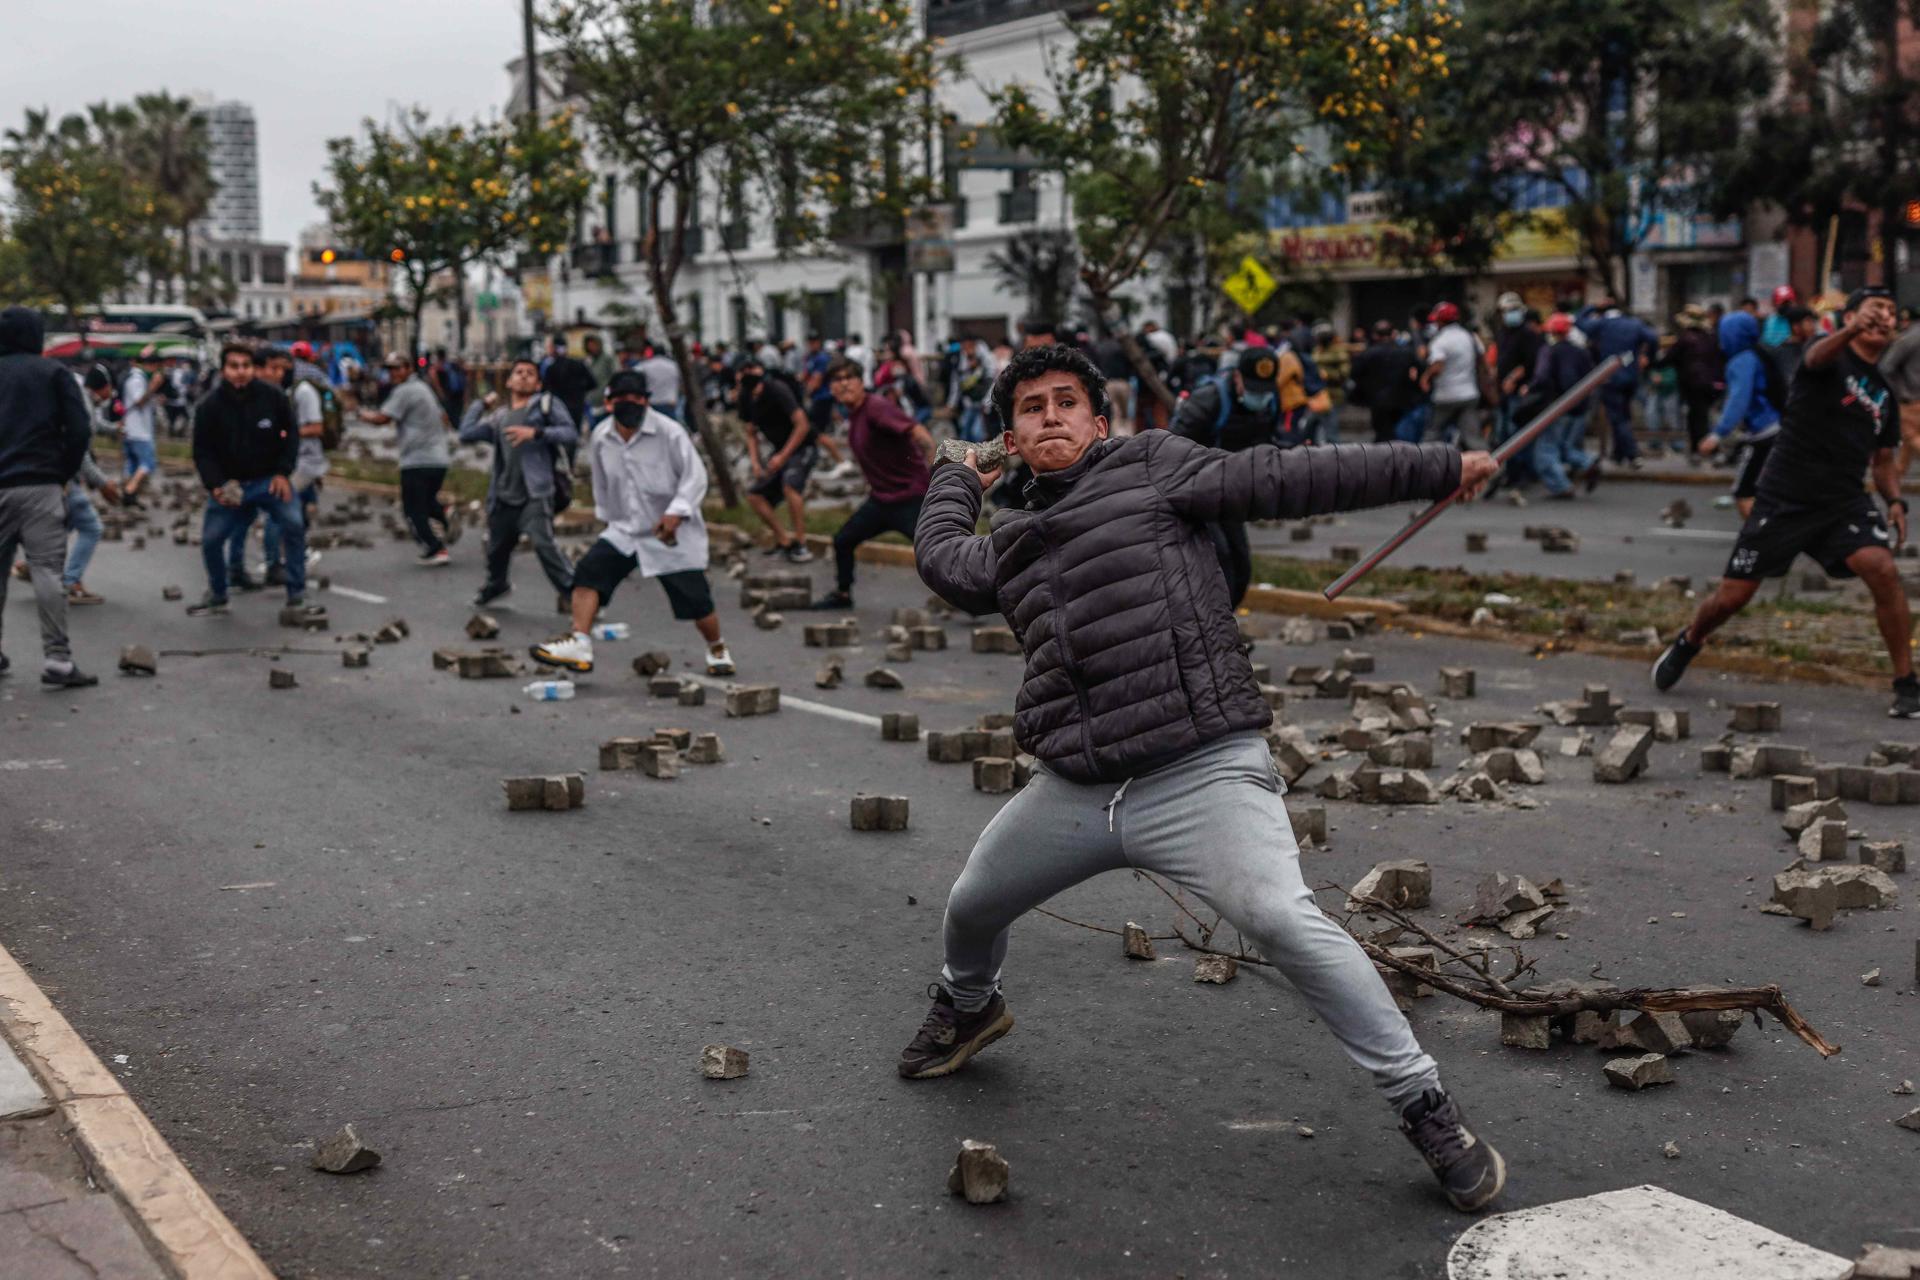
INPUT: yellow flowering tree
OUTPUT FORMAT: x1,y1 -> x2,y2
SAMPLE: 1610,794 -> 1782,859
1,109 -> 147,328
316,110 -> 593,352
991,0 -> 1454,405
542,0 -> 938,491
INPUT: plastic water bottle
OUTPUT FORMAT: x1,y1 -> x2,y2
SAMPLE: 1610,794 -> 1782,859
591,622 -> 630,641
523,679 -> 575,702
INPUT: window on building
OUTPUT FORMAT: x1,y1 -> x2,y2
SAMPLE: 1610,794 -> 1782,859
999,171 -> 1038,225
218,250 -> 233,278
729,294 -> 750,343
805,290 -> 847,341
261,253 -> 285,285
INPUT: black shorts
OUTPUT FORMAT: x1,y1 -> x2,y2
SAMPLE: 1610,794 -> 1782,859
1724,495 -> 1892,581
571,538 -> 716,619
1731,436 -> 1775,501
748,442 -> 817,503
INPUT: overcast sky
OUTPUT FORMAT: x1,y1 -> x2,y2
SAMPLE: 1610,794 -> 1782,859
1,0 -> 531,247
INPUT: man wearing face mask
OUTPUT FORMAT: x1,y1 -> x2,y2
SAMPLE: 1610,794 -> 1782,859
531,370 -> 735,677
1493,293 -> 1543,435
1170,348 -> 1305,605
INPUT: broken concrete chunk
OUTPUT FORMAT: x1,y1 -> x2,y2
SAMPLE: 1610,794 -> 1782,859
725,684 -> 780,717
1501,1013 -> 1552,1050
1771,775 -> 1818,811
1699,743 -> 1732,772
1593,725 -> 1654,784
465,613 -> 500,640
1347,859 -> 1432,911
1366,735 -> 1434,770
1571,1011 -> 1617,1045
686,733 -> 724,765
1782,797 -> 1847,836
1464,722 -> 1542,753
1468,872 -> 1547,924
970,626 -> 1021,654
118,644 -> 158,676
973,757 -> 1016,794
1277,616 -> 1317,645
1895,1108 -> 1920,1133
752,609 -> 784,631
1618,707 -> 1689,741
947,1138 -> 1010,1205
1679,1009 -> 1745,1050
849,795 -> 910,831
161,584 -> 184,601
1729,701 -> 1783,733
1860,840 -> 1906,873
1122,921 -> 1155,960
647,674 -> 682,697
268,667 -> 297,690
311,1124 -> 381,1174
814,657 -> 845,690
1464,531 -> 1488,554
804,621 -> 859,648
373,618 -> 409,644
1334,649 -> 1375,675
701,1045 -> 749,1080
676,680 -> 706,707
632,649 -> 673,677
457,650 -> 516,679
1192,954 -> 1239,984
341,646 -> 370,669
279,603 -> 329,631
865,667 -> 905,690
1293,804 -> 1328,847
936,435 -> 1009,472
1797,819 -> 1849,861
1603,1053 -> 1677,1090
1438,667 -> 1476,698
1621,1011 -> 1693,1055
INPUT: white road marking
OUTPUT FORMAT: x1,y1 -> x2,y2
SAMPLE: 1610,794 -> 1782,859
0,759 -> 66,771
1447,1184 -> 1851,1280
327,584 -> 389,604
684,674 -> 893,731
1645,527 -> 1736,541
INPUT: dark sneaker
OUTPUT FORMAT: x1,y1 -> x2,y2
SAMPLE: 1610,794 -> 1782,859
783,542 -> 815,564
0,652 -> 11,677
264,564 -> 287,587
1399,1088 -> 1506,1212
1582,462 -> 1602,494
285,594 -> 307,609
805,590 -> 854,612
1891,675 -> 1920,719
760,542 -> 791,557
40,663 -> 98,689
186,593 -> 229,617
1651,628 -> 1700,692
230,569 -> 264,593
898,985 -> 1014,1080
474,582 -> 511,607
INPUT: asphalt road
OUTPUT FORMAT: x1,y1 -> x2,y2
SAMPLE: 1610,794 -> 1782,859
1246,474 -> 1753,587
1,480 -> 1915,1278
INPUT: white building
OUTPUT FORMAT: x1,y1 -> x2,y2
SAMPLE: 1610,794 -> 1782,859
511,0 -> 1166,353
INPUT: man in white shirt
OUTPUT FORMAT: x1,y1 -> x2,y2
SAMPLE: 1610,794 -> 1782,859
530,369 -> 736,677
1419,303 -> 1487,449
118,347 -> 164,506
637,345 -> 683,422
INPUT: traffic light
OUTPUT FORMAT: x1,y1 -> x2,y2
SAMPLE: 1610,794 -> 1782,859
320,248 -> 336,265
390,247 -> 406,262
1906,200 -> 1920,228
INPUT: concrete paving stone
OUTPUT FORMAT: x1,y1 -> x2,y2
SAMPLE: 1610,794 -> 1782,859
638,744 -> 680,780
972,757 -> 1015,794
632,649 -> 674,676
1501,1013 -> 1552,1049
1192,955 -> 1238,984
880,712 -> 920,741
1346,859 -> 1432,911
970,626 -> 1020,654
1730,701 -> 1783,732
686,733 -> 724,764
1438,666 -> 1476,698
1621,1010 -> 1693,1055
865,667 -> 904,690
648,674 -> 682,696
340,645 -> 370,668
724,684 -> 780,716
700,1045 -> 749,1080
947,1139 -> 1010,1205
1699,742 -> 1732,772
267,667 -> 297,690
1859,840 -> 1906,873
1679,1008 -> 1746,1050
1602,1053 -> 1677,1090
1781,797 -> 1847,836
311,1124 -> 381,1174
1593,725 -> 1653,783
1797,819 -> 1848,861
116,644 -> 157,676
465,612 -> 500,640
1770,775 -> 1817,810
849,795 -> 909,831
676,680 -> 706,706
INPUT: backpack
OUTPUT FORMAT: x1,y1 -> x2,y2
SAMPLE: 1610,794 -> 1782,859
299,376 -> 345,449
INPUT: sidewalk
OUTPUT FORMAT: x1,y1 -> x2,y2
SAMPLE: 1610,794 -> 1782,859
0,944 -> 273,1280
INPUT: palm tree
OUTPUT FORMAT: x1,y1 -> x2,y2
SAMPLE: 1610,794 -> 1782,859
128,94 -> 214,302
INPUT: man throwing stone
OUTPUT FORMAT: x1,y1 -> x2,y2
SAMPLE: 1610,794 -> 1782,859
907,343 -> 1507,1212
1655,288 -> 1917,718
461,358 -> 579,612
530,371 -> 735,677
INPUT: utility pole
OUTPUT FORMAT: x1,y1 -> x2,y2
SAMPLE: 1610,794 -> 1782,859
523,0 -> 539,122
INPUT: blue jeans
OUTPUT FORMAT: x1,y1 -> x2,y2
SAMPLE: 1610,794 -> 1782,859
62,487 -> 101,588
227,484 -> 317,571
203,479 -> 305,600
956,401 -> 987,443
1531,411 -> 1594,495
1392,404 -> 1430,443
122,438 -> 158,478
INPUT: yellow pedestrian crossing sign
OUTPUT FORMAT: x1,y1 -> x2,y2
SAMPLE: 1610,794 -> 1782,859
1223,255 -> 1277,315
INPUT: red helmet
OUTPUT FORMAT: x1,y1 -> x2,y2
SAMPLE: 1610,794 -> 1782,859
1770,285 -> 1796,308
1428,301 -> 1460,325
1545,313 -> 1573,336
289,340 -> 315,360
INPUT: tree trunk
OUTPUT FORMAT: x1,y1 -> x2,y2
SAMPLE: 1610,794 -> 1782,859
1086,275 -> 1175,416
454,270 -> 471,355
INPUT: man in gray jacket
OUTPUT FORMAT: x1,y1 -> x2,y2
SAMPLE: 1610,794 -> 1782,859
460,358 -> 579,612
908,343 -> 1506,1212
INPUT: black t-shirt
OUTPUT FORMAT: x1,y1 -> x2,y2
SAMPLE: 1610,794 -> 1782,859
1757,346 -> 1897,508
744,379 -> 803,449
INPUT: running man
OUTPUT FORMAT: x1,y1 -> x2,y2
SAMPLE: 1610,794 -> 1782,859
358,352 -> 453,565
530,370 -> 735,677
1697,310 -> 1781,520
738,353 -> 816,563
906,343 -> 1508,1212
118,346 -> 165,508
1656,288 -> 1917,718
806,357 -> 932,611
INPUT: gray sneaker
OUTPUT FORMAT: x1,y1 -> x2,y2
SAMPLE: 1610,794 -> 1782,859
1400,1088 -> 1506,1212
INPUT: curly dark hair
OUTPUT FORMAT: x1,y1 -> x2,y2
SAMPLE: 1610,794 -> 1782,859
990,342 -> 1109,427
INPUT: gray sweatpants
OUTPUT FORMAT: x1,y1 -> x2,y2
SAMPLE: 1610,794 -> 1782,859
0,485 -> 72,664
940,732 -> 1442,1111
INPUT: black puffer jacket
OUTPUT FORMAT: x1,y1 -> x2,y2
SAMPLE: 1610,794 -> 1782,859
916,432 -> 1461,784
0,306 -> 90,490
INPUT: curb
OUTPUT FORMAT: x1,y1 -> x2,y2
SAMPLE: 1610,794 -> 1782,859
0,942 -> 275,1280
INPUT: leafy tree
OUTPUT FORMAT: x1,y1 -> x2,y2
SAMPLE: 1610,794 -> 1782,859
2,110 -> 143,326
315,110 -> 592,354
128,93 -> 216,303
985,229 -> 1080,327
1376,0 -> 1776,300
1714,0 -> 1920,294
541,0 -> 937,506
989,0 -> 1454,406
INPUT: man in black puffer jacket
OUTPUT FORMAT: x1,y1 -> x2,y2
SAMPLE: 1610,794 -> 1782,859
0,305 -> 97,686
902,343 -> 1509,1214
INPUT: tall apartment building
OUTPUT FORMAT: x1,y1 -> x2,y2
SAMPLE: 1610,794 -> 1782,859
194,98 -> 262,242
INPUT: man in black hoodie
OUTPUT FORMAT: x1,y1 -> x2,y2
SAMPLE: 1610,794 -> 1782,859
188,343 -> 304,615
0,306 -> 97,686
